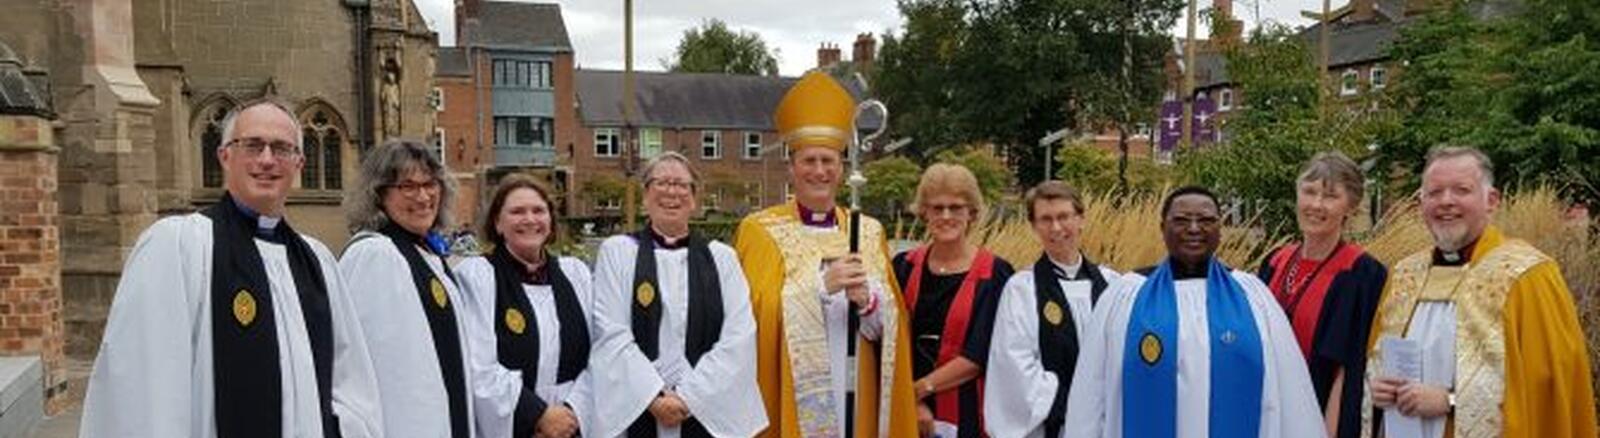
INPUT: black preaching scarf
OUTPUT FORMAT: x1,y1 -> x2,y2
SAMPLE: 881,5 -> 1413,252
487,245 -> 591,438
204,193 -> 341,438
377,223 -> 470,438
1032,254 -> 1109,438
626,228 -> 725,438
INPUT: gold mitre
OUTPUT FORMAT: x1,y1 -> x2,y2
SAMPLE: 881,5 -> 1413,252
774,70 -> 855,152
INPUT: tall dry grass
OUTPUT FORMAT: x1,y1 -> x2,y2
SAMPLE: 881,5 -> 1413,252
971,188 -> 1599,403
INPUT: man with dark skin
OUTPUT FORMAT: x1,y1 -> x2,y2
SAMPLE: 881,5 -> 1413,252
1063,187 -> 1322,438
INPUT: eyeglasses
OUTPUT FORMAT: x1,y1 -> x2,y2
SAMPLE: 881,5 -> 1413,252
647,178 -> 695,193
925,203 -> 971,218
388,179 -> 442,197
226,137 -> 301,160
1167,215 -> 1221,230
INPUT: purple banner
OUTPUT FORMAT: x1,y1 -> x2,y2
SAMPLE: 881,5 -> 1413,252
1157,95 -> 1221,152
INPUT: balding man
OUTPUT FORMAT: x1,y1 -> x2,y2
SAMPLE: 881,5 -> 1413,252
81,99 -> 383,438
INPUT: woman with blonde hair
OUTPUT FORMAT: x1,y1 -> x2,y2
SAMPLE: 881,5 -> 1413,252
892,163 -> 1015,438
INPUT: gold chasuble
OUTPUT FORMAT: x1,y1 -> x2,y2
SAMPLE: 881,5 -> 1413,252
1364,226 -> 1597,438
734,203 -> 918,438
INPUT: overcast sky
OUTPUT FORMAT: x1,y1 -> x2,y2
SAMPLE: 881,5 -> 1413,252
416,0 -> 1329,76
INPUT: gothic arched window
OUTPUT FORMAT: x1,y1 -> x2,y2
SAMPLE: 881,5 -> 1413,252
299,106 -> 346,190
198,102 -> 235,188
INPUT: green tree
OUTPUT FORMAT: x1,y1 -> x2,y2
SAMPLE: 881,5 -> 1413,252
664,19 -> 780,76
874,0 -> 1180,185
1379,0 -> 1600,205
1055,143 -> 1177,195
1178,25 -> 1397,232
935,147 -> 1015,205
858,156 -> 924,223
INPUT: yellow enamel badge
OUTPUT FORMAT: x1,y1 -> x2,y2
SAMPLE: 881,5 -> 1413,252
1140,332 -> 1163,365
1043,301 -> 1064,326
430,277 -> 448,308
233,289 -> 257,327
504,308 -> 526,335
637,282 -> 656,307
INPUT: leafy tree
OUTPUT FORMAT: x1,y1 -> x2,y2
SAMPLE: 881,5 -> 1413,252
1178,25 -> 1397,232
1055,143 -> 1177,195
936,146 -> 1015,206
664,19 -> 780,76
1379,0 -> 1600,205
858,156 -> 924,223
874,0 -> 1180,186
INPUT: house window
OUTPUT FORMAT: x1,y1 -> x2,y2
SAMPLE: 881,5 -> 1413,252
701,130 -> 721,159
1371,67 -> 1388,90
641,128 -> 663,159
706,191 -> 721,210
199,103 -> 234,188
1136,123 -> 1152,138
433,128 -> 446,167
1219,89 -> 1235,111
784,183 -> 793,200
597,198 -> 621,211
492,60 -> 554,88
594,128 -> 620,157
743,131 -> 762,159
494,117 -> 553,146
429,87 -> 444,111
299,107 -> 345,190
1341,69 -> 1360,96
746,183 -> 762,209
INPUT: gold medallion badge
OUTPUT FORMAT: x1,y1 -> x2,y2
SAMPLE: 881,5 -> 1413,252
1043,301 -> 1064,326
636,282 -> 656,307
504,308 -> 527,335
430,277 -> 448,309
1140,332 -> 1163,365
233,289 -> 257,327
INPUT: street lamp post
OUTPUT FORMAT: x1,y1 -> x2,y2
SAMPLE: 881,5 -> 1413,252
622,0 -> 637,230
1039,128 -> 1072,180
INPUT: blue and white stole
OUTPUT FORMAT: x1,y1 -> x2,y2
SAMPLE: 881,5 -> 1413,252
1122,257 -> 1264,437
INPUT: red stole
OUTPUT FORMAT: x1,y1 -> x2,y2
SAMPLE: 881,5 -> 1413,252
1266,242 -> 1362,357
904,246 -> 995,430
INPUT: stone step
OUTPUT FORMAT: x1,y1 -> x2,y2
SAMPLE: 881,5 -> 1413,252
0,356 -> 43,438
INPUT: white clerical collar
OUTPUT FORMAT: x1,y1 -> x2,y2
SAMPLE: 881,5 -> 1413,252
257,214 -> 282,231
1048,254 -> 1083,279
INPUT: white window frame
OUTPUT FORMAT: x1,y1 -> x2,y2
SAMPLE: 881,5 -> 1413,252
597,198 -> 622,211
1371,66 -> 1388,90
433,128 -> 447,166
594,128 -> 620,157
701,130 -> 722,159
743,131 -> 762,160
429,87 -> 444,112
641,128 -> 663,159
706,191 -> 721,210
1219,89 -> 1235,111
1341,69 -> 1360,96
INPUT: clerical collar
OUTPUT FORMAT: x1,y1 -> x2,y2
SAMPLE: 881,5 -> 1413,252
514,253 -> 554,285
227,195 -> 282,237
1432,237 -> 1481,267
1048,253 -> 1084,279
797,203 -> 837,228
645,226 -> 690,250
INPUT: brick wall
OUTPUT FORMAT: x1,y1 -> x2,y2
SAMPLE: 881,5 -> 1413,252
0,114 -> 67,415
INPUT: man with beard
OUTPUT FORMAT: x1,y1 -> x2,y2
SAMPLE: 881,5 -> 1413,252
1364,146 -> 1596,438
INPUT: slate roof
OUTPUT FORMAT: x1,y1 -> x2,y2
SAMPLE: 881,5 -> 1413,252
460,1 -> 572,52
575,70 -> 882,131
0,42 -> 50,117
437,47 -> 470,77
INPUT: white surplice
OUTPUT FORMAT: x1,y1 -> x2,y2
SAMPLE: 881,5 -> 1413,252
1061,269 -> 1324,438
454,255 -> 597,438
984,261 -> 1120,438
1389,302 -> 1455,438
586,235 -> 768,438
80,214 -> 384,438
338,231 -> 476,438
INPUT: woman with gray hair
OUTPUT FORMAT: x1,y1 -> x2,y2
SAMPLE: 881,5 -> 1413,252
338,139 -> 475,438
586,151 -> 767,437
1256,150 -> 1387,438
